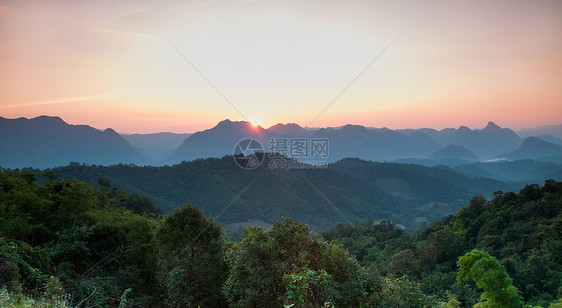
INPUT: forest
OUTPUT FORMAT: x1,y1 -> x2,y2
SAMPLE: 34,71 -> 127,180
0,167 -> 561,307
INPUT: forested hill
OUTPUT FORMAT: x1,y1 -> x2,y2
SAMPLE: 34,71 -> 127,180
320,180 -> 562,307
51,157 -> 516,232
1,168 -> 560,307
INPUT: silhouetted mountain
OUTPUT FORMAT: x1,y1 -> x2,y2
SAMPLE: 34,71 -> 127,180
499,137 -> 562,161
166,120 -> 442,164
310,125 -> 439,162
53,157 -> 515,232
267,123 -> 313,137
166,119 -> 267,164
0,116 -> 149,169
121,132 -> 191,162
400,121 -> 522,158
430,144 -> 478,160
518,124 -> 562,139
535,135 -> 562,145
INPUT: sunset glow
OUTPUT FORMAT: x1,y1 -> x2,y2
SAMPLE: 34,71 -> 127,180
1,0 -> 561,133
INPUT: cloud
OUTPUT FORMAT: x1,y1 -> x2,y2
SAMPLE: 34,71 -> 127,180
1,93 -> 161,109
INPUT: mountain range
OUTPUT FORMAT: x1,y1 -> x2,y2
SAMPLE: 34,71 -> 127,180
2,116 -> 562,177
0,116 -> 147,169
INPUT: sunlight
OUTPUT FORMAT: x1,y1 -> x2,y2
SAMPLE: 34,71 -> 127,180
249,119 -> 261,127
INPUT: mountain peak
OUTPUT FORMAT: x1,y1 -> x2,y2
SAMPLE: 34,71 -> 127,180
484,121 -> 501,130
215,119 -> 252,129
32,115 -> 66,125
521,136 -> 549,146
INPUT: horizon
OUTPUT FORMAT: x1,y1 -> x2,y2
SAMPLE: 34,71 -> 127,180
1,1 -> 561,133
2,114 -> 560,135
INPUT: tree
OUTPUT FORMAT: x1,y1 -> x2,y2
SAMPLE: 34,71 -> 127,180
223,216 -> 366,308
457,249 -> 523,308
155,203 -> 228,307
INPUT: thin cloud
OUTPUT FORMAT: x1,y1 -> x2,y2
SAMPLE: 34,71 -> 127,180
1,93 -> 160,109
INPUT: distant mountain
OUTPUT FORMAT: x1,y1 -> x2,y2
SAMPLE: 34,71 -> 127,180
53,157 -> 515,233
518,124 -> 562,139
121,132 -> 191,162
535,135 -> 562,145
0,116 -> 149,169
4,116 -> 543,168
166,119 -> 267,164
267,123 -> 314,137
166,120 -> 441,164
499,136 -> 562,161
430,144 -> 478,160
310,125 -> 439,162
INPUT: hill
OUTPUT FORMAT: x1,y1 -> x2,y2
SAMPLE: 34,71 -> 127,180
320,180 -> 562,306
52,157 -> 515,232
500,136 -> 562,162
0,116 -> 149,169
430,144 -> 478,160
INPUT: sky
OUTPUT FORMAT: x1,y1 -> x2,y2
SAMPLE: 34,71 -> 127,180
1,0 -> 561,133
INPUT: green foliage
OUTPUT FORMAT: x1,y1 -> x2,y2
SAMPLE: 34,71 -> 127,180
457,249 -> 523,307
0,168 -> 160,306
1,166 -> 560,308
0,276 -> 69,308
223,216 -> 366,308
364,274 -> 437,308
321,180 -> 562,307
155,203 -> 228,307
52,157 -> 513,232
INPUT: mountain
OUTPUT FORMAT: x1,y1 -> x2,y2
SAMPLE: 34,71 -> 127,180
0,116 -> 149,169
166,119 -> 267,164
499,136 -> 562,162
267,123 -> 314,137
52,156 -> 516,233
121,132 -> 191,162
430,144 -> 478,160
518,124 -> 562,139
310,125 -> 439,162
166,120 -> 441,164
400,121 -> 522,158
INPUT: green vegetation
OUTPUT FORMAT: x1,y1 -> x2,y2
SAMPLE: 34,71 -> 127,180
320,180 -> 562,307
51,157 -> 516,232
0,167 -> 560,307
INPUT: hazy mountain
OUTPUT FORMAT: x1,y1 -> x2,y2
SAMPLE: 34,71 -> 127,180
121,132 -> 191,162
400,122 -> 522,158
499,137 -> 562,162
0,116 -> 149,169
518,124 -> 562,139
430,144 -> 478,160
166,119 -> 268,164
310,125 -> 439,162
4,116 -> 548,169
535,135 -> 562,145
167,120 -> 441,164
53,156 -> 515,232
267,123 -> 314,137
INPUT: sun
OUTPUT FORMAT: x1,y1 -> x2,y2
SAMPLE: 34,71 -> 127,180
249,119 -> 261,127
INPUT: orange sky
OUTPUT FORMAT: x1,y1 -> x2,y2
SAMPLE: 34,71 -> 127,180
1,0 -> 561,133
